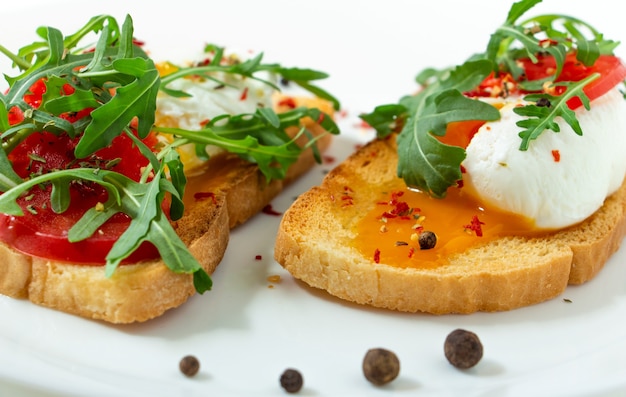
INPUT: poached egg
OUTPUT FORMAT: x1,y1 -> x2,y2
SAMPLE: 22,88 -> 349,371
462,88 -> 626,229
154,52 -> 277,173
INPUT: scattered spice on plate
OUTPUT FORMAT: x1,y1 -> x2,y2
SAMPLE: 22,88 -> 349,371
179,355 -> 200,377
267,274 -> 282,288
444,329 -> 483,369
262,204 -> 282,216
267,275 -> 282,284
280,368 -> 303,393
362,348 -> 400,386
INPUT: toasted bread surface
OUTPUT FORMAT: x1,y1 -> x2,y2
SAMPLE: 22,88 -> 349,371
0,97 -> 333,323
274,136 -> 626,314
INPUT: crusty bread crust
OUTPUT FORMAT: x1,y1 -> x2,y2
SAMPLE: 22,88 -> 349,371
0,192 -> 229,323
0,96 -> 333,323
274,136 -> 626,314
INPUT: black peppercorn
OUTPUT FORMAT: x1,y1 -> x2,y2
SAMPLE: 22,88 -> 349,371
535,97 -> 551,108
179,355 -> 200,377
280,368 -> 303,393
418,230 -> 437,250
362,348 -> 400,385
444,329 -> 483,369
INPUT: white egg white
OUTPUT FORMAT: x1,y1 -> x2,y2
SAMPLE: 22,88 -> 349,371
462,88 -> 626,229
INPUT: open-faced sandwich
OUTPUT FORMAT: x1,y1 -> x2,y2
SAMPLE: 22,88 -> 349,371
275,0 -> 626,314
0,15 -> 339,323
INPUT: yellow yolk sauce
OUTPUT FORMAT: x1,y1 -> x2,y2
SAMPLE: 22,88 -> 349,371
353,180 -> 541,268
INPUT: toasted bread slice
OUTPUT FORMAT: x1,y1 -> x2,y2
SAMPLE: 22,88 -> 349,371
0,96 -> 333,323
274,136 -> 626,314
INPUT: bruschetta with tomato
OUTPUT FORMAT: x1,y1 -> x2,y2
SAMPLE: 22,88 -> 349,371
0,15 -> 339,323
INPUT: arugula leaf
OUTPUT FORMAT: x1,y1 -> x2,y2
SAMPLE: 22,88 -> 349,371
75,57 -> 160,157
514,75 -> 596,149
0,169 -> 120,216
397,90 -> 501,198
49,178 -> 73,213
67,197 -> 118,243
42,76 -> 100,114
0,147 -> 22,193
390,60 -> 500,197
276,67 -> 340,110
161,149 -> 186,221
359,104 -> 407,139
154,107 -> 339,182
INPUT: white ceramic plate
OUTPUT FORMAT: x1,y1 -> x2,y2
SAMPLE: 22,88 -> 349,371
1,1 -> 625,396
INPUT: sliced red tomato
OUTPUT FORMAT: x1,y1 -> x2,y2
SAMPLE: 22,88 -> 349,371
0,131 -> 161,264
0,78 -> 162,264
466,53 -> 626,109
518,53 -> 626,109
464,72 -> 520,98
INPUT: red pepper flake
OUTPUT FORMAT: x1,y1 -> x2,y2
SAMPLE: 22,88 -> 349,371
262,204 -> 282,216
464,215 -> 485,237
389,191 -> 404,205
356,120 -> 372,129
255,255 -> 262,260
551,149 -> 561,162
199,119 -> 210,127
316,112 -> 325,124
457,166 -> 466,188
373,248 -> 381,264
240,87 -> 249,101
322,155 -> 336,164
408,247 -> 415,259
194,191 -> 217,204
394,201 -> 410,215
277,97 -> 297,109
340,186 -> 355,207
378,190 -> 417,220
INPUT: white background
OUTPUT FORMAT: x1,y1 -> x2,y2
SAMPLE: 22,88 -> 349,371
0,1 -> 625,396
